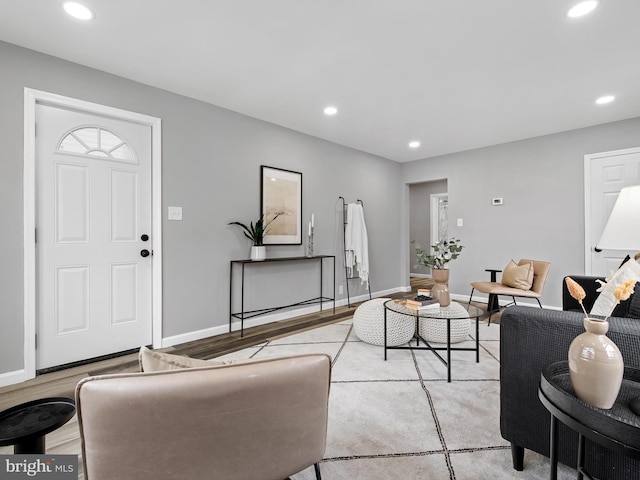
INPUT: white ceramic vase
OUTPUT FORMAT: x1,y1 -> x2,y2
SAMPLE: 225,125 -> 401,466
250,245 -> 266,261
568,317 -> 623,409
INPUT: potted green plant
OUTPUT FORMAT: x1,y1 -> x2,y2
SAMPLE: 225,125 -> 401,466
412,238 -> 464,307
229,213 -> 280,261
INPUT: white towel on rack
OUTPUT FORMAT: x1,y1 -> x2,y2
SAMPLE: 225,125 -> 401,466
344,203 -> 369,287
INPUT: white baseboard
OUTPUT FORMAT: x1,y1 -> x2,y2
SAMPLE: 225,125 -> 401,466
162,286 -> 411,348
162,325 -> 229,348
374,286 -> 413,296
163,290 -> 559,348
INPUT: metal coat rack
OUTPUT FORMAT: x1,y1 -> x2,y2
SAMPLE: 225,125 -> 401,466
339,196 -> 372,307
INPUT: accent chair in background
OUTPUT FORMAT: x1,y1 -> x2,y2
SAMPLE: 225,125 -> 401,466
468,259 -> 551,324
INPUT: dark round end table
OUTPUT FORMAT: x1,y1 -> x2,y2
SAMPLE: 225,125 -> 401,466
539,362 -> 640,480
0,397 -> 76,454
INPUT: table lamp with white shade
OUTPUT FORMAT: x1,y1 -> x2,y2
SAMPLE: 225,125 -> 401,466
595,184 -> 640,415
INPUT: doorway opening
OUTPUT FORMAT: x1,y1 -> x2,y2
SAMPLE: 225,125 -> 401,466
408,180 -> 448,278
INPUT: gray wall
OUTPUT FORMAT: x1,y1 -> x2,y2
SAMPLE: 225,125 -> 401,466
0,41 -> 402,374
409,180 -> 447,276
2,38 -> 639,377
400,117 -> 640,308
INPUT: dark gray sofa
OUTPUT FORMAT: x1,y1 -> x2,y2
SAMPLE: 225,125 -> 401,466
500,305 -> 640,479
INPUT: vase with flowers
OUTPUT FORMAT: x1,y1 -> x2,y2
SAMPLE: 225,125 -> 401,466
412,238 -> 464,307
565,276 -> 636,409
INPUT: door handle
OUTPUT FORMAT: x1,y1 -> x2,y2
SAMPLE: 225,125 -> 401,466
140,249 -> 150,258
594,247 -> 602,253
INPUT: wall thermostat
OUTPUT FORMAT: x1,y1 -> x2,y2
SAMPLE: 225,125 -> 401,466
492,198 -> 504,206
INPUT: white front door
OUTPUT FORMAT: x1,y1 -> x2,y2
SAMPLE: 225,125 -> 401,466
36,103 -> 153,369
586,148 -> 640,276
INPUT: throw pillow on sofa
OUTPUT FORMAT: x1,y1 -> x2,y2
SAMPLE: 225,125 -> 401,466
590,260 -> 640,317
501,260 -> 534,290
139,345 -> 221,372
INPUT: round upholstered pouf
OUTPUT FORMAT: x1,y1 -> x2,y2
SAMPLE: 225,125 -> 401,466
353,298 -> 415,346
418,302 -> 471,344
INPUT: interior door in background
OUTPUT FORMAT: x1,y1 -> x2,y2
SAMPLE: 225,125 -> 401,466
586,148 -> 640,276
430,194 -> 448,243
428,193 -> 448,276
36,103 -> 153,369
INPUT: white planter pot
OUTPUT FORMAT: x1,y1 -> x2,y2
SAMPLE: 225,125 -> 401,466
250,245 -> 266,261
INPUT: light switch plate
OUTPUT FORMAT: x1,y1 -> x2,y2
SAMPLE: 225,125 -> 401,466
168,206 -> 183,220
457,218 -> 463,227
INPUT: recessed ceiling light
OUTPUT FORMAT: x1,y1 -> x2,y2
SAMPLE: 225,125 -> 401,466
595,95 -> 615,105
567,1 -> 598,18
63,2 -> 95,20
409,141 -> 421,149
323,106 -> 338,116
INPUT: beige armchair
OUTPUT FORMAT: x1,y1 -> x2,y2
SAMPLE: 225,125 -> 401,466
76,354 -> 331,480
469,259 -> 551,324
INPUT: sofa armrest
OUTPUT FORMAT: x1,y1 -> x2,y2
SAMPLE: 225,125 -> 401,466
500,306 -> 640,478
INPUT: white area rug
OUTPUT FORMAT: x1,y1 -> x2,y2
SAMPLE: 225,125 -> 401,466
216,318 -> 578,480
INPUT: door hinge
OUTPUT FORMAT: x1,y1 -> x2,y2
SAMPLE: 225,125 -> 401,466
35,333 -> 38,349
35,228 -> 37,243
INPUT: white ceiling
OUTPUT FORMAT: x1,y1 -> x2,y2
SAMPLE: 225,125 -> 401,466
1,0 -> 639,162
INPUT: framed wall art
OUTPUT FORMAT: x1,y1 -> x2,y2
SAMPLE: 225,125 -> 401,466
260,165 -> 302,245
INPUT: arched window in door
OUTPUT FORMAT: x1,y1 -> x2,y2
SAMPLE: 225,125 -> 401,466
57,126 -> 136,162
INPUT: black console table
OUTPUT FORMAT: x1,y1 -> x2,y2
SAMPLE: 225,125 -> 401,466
229,255 -> 335,336
539,361 -> 640,480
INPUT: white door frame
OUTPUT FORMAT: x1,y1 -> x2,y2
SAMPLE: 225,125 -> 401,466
22,88 -> 162,383
583,146 -> 640,275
